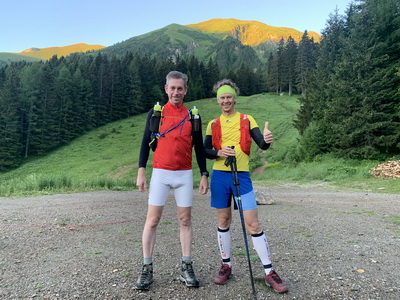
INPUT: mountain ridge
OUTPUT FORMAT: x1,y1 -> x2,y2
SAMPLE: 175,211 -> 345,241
17,43 -> 106,60
1,19 -> 321,63
186,18 -> 320,45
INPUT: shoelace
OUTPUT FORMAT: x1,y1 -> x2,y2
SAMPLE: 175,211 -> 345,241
184,263 -> 195,277
139,266 -> 151,281
270,271 -> 283,283
219,265 -> 230,276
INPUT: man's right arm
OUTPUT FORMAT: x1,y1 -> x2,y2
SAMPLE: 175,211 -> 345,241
136,167 -> 147,192
136,109 -> 153,192
138,109 -> 153,168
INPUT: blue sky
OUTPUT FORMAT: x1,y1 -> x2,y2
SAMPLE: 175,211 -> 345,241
1,0 -> 353,53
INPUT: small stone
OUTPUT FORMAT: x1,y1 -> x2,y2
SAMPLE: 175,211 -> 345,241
255,189 -> 275,205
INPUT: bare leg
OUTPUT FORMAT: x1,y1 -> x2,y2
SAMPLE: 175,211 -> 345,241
243,208 -> 261,234
177,206 -> 192,257
142,205 -> 164,258
216,207 -> 232,228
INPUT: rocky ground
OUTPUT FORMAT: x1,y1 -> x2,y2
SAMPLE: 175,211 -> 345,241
1,186 -> 399,300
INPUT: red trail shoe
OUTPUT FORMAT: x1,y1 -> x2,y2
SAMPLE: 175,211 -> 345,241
213,264 -> 232,285
265,270 -> 288,294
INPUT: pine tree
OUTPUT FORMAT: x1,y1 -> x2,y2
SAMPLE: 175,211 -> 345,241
266,53 -> 279,93
54,64 -> 75,144
0,65 -> 23,169
204,58 -> 220,98
283,36 -> 298,96
127,58 -> 143,116
71,68 -> 89,134
19,63 -> 43,158
36,61 -> 59,154
296,31 -> 318,96
295,9 -> 346,136
137,55 -> 163,111
89,53 -> 111,126
108,56 -> 126,121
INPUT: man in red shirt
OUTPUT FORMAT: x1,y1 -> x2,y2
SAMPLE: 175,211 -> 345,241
136,71 -> 209,290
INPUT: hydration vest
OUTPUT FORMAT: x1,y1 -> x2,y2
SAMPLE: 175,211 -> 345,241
149,103 -> 200,152
211,114 -> 252,155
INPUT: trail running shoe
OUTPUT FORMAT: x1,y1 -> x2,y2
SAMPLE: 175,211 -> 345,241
135,263 -> 154,290
213,264 -> 232,285
180,261 -> 200,287
265,270 -> 288,294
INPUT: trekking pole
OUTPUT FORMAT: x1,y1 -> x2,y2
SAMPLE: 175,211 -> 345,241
225,148 -> 257,300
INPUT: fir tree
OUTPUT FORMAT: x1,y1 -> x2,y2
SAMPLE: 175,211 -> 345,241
0,66 -> 23,169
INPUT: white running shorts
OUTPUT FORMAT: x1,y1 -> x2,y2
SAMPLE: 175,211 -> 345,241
148,168 -> 193,207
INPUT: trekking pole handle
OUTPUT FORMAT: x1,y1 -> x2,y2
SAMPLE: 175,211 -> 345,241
224,146 -> 236,167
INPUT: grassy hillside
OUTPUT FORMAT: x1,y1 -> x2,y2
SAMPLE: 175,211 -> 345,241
0,93 -> 397,197
16,43 -> 105,60
99,24 -> 222,61
186,18 -> 321,45
0,53 -> 41,66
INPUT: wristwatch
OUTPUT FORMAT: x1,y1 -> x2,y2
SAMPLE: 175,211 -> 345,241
201,171 -> 209,177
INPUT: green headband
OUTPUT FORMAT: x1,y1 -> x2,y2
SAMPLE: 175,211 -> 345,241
217,85 -> 236,98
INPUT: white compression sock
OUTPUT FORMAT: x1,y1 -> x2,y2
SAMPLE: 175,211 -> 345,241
251,231 -> 273,274
217,227 -> 231,266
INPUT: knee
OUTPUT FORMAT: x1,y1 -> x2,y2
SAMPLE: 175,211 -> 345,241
218,216 -> 231,229
145,215 -> 161,229
246,221 -> 261,235
179,215 -> 191,227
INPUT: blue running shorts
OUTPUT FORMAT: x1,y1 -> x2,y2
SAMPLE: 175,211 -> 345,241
210,170 -> 257,211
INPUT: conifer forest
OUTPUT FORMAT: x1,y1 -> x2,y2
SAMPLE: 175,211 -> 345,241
0,0 -> 399,170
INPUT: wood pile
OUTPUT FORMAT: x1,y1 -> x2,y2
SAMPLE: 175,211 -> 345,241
369,160 -> 400,179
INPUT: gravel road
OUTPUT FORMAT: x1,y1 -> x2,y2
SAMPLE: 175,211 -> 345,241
1,186 -> 399,300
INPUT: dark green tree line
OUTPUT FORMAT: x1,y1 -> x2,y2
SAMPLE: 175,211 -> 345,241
295,0 -> 400,160
0,51 -> 267,170
265,32 -> 318,95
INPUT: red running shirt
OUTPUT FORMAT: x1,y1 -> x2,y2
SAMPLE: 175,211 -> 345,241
153,101 -> 193,170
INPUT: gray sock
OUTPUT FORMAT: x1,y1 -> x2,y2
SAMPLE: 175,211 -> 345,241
143,257 -> 153,264
182,256 -> 192,262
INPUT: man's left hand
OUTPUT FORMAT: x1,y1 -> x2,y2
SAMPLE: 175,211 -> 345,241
263,121 -> 273,144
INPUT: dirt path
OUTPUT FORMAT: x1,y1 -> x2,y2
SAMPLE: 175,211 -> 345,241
1,186 -> 399,299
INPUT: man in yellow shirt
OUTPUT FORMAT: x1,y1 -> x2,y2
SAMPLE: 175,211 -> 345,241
204,79 -> 288,294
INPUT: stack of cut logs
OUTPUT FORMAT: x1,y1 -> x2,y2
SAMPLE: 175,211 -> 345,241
369,160 -> 400,179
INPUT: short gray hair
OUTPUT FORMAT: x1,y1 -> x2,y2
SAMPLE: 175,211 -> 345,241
212,78 -> 240,96
166,71 -> 188,88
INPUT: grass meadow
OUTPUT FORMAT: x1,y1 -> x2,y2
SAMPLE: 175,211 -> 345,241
0,93 -> 398,197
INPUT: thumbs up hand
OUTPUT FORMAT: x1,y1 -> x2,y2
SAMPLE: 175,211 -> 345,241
263,121 -> 273,144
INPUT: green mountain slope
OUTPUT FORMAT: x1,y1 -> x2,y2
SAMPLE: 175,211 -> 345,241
100,19 -> 319,64
0,53 -> 41,67
1,93 -> 396,197
100,23 -> 222,61
100,23 -> 267,69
